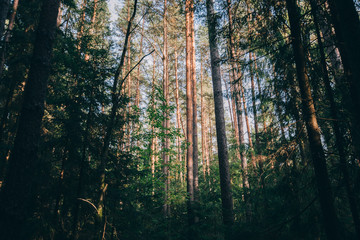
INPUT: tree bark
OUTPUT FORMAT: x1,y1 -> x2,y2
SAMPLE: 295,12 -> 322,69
286,0 -> 341,239
162,0 -> 170,218
200,57 -> 209,178
0,0 -> 61,238
206,0 -> 234,229
175,49 -> 183,183
185,0 -> 195,231
191,5 -> 199,204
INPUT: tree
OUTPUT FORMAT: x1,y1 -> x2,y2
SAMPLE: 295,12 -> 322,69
185,0 -> 195,231
206,0 -> 234,230
285,0 -> 341,238
162,0 -> 170,218
326,0 -> 360,161
0,0 -> 61,238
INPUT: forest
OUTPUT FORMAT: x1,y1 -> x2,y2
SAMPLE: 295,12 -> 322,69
0,0 -> 360,239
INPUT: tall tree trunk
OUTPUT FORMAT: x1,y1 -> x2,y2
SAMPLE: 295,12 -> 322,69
226,0 -> 251,221
126,0 -> 132,151
223,74 -> 235,132
191,6 -> 199,204
175,49 -> 183,183
97,0 -> 138,232
185,0 -> 195,232
151,53 -> 156,193
327,0 -> 360,160
286,0 -> 341,239
239,76 -> 255,165
162,0 -> 170,218
228,70 -> 240,149
246,1 -> 260,156
200,57 -> 208,178
0,0 -> 61,238
310,0 -> 360,237
206,0 -> 234,231
135,17 -> 144,109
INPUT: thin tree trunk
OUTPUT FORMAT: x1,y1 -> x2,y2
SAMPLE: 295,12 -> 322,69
151,53 -> 156,193
228,70 -> 240,148
223,73 -> 235,132
185,0 -> 195,231
200,57 -> 207,178
239,76 -> 255,165
0,0 -> 61,238
208,108 -> 213,171
286,0 -> 341,239
162,0 -> 170,218
97,0 -> 138,229
191,6 -> 199,204
175,49 -> 183,183
206,0 -> 234,230
226,0 -> 251,221
135,17 -> 144,109
246,1 -> 260,156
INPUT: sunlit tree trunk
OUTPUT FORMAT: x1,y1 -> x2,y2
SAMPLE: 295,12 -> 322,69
185,0 -> 195,232
191,6 -> 199,203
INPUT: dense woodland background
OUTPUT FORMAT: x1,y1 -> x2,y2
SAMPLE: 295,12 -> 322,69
0,0 -> 360,239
